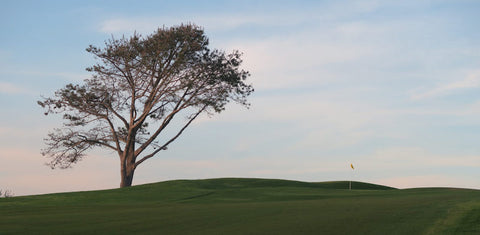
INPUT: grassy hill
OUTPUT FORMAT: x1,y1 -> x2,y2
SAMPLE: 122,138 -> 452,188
1,178 -> 479,234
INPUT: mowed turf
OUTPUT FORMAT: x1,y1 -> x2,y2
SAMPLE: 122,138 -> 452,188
1,178 -> 479,234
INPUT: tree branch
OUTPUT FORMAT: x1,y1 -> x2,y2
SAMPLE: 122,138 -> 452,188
104,110 -> 124,155
133,85 -> 193,156
135,105 -> 206,168
105,102 -> 129,129
78,135 -> 118,152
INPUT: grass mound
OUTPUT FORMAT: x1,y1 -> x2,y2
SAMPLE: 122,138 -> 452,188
1,178 -> 478,234
314,180 -> 396,190
140,177 -> 395,190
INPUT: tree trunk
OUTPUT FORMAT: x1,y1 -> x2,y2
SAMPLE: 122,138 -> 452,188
120,160 -> 136,187
120,145 -> 136,187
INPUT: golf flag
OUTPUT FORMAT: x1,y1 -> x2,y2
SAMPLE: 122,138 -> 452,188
349,163 -> 354,190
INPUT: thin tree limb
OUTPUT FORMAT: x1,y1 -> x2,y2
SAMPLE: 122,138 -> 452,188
135,105 -> 206,168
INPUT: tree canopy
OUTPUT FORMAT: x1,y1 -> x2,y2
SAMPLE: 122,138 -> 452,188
38,24 -> 253,187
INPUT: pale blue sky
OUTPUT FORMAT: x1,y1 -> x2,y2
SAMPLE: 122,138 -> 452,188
1,0 -> 479,196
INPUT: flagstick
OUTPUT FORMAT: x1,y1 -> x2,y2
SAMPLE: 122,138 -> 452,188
349,163 -> 354,191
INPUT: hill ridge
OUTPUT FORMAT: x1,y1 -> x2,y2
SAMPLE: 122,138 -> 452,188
138,177 -> 397,191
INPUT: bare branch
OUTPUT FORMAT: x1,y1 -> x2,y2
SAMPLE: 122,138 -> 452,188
103,112 -> 123,155
135,105 -> 207,168
134,85 -> 194,156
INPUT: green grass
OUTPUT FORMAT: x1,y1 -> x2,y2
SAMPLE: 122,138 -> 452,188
1,178 -> 479,234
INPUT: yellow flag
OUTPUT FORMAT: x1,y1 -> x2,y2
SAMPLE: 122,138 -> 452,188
350,163 -> 354,170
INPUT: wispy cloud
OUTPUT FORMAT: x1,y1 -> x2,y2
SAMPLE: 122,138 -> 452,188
410,70 -> 480,100
0,82 -> 31,95
2,70 -> 87,83
98,14 -> 303,35
96,0 -> 392,35
367,146 -> 480,168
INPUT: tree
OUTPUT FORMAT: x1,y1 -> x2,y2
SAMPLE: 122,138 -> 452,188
0,189 -> 14,198
38,24 -> 253,187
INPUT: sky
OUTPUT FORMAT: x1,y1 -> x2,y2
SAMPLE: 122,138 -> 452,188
1,0 -> 479,196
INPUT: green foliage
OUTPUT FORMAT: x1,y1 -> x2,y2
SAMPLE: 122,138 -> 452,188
1,178 -> 478,234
